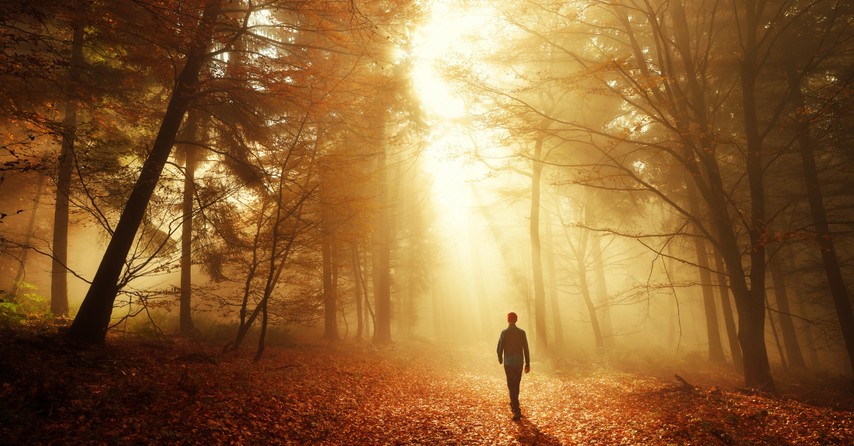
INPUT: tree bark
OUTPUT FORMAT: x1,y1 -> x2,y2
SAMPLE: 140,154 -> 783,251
671,0 -> 752,371
785,55 -> 854,374
322,235 -> 339,341
577,229 -> 604,351
591,230 -> 612,348
529,135 -> 548,351
361,246 -> 375,338
686,180 -> 725,363
694,137 -> 772,390
351,242 -> 364,340
254,296 -> 269,362
543,211 -> 565,351
50,22 -> 84,317
728,0 -> 774,391
633,0 -> 773,388
321,205 -> 339,341
11,177 -> 44,299
796,291 -> 820,369
372,125 -> 392,344
766,299 -> 788,370
714,252 -> 743,369
179,112 -> 201,336
769,250 -> 807,370
67,0 -> 222,344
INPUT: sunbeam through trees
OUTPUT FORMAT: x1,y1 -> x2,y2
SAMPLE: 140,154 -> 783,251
0,0 -> 852,444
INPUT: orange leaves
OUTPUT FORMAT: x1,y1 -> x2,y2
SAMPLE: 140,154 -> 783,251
1,334 -> 852,444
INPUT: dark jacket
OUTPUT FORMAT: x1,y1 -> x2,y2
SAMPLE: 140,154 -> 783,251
497,324 -> 530,367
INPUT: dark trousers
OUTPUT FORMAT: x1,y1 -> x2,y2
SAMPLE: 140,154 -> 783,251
504,364 -> 523,414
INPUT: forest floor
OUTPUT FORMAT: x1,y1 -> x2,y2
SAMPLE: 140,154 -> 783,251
0,328 -> 852,445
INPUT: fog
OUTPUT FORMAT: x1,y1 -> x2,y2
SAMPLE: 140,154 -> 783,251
1,0 -> 852,391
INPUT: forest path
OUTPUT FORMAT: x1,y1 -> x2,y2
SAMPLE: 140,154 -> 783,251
1,334 -> 851,444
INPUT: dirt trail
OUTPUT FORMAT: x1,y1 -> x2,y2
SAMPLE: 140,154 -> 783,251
0,335 -> 851,444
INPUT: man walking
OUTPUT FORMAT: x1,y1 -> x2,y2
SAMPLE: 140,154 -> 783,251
497,312 -> 530,420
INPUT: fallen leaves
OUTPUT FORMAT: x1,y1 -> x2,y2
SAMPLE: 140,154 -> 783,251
0,332 -> 850,445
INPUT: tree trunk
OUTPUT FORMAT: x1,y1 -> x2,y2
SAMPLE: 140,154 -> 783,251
372,137 -> 392,344
690,129 -> 772,389
543,211 -> 564,351
766,298 -> 788,370
686,180 -> 725,363
11,177 -> 45,299
698,247 -> 725,363
577,229 -> 604,351
786,56 -> 854,374
231,140 -> 314,356
50,22 -> 84,317
321,214 -> 339,341
400,271 -> 414,340
232,201 -> 299,353
67,0 -> 221,344
179,112 -> 201,336
731,0 -> 774,391
714,252 -> 743,369
529,136 -> 548,351
796,292 -> 820,369
351,242 -> 364,340
769,247 -> 807,370
254,296 -> 268,362
233,201 -> 266,345
671,0 -> 774,389
671,0 -> 742,369
732,271 -> 773,391
591,231 -> 612,348
368,93 -> 393,344
580,189 -> 610,348
361,246 -> 375,338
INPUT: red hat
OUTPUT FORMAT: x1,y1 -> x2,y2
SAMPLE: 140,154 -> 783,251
507,312 -> 518,323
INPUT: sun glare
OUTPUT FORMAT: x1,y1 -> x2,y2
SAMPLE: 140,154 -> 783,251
411,1 -> 501,118
411,0 -> 505,223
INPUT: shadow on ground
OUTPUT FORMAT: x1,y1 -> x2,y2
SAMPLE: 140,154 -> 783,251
515,417 -> 562,445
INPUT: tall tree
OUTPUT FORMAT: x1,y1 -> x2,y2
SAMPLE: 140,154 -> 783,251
371,97 -> 393,344
715,252 -> 743,368
769,246 -> 808,371
732,0 -> 774,390
686,176 -> 725,363
176,111 -> 204,335
49,20 -> 84,317
319,148 -> 341,341
782,7 -> 854,372
67,0 -> 223,344
529,133 -> 548,350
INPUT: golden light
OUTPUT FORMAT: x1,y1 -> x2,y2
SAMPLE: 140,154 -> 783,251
410,0 -> 502,118
410,0 -> 506,225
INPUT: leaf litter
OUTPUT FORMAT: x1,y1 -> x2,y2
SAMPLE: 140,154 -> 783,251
0,333 -> 850,445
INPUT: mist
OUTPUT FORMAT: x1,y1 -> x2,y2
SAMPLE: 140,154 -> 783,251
1,0 -> 853,393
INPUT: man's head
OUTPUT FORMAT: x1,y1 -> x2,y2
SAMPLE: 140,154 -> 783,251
507,312 -> 518,324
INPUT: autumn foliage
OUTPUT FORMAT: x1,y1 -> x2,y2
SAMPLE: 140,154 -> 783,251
0,329 -> 850,445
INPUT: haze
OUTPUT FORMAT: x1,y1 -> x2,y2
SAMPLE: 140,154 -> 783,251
1,0 -> 852,393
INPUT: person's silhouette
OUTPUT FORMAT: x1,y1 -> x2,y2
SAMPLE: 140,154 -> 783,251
496,312 -> 530,420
